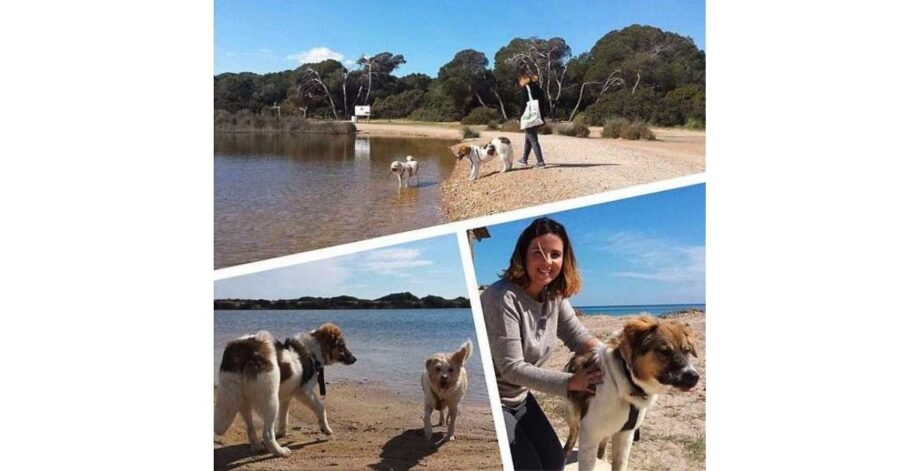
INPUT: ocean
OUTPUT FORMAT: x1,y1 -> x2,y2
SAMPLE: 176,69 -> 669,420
575,304 -> 706,316
214,308 -> 487,404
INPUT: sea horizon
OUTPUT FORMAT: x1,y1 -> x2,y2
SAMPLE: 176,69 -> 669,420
575,303 -> 706,316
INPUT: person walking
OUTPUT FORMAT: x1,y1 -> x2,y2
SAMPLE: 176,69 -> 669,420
517,73 -> 549,168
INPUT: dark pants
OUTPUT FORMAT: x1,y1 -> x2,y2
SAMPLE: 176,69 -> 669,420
503,393 -> 565,471
522,127 -> 545,164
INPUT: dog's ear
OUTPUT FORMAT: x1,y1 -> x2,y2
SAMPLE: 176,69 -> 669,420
622,316 -> 659,359
451,340 -> 472,365
682,323 -> 699,358
425,357 -> 437,370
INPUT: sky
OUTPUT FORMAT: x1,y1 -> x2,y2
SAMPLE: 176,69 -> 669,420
215,235 -> 468,300
473,184 -> 705,306
215,0 -> 705,76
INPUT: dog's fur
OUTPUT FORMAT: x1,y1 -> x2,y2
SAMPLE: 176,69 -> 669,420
449,136 -> 513,180
563,316 -> 700,471
390,155 -> 419,188
214,323 -> 357,457
421,340 -> 472,444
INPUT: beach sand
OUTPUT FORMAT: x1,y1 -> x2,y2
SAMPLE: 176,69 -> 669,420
355,121 -> 704,221
536,311 -> 707,471
214,380 -> 501,470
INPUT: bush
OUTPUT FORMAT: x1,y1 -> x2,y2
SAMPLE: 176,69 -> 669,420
621,120 -> 655,140
537,123 -> 553,135
408,107 -> 457,122
584,88 -> 662,126
554,121 -> 591,138
212,110 -> 356,134
601,117 -> 629,138
487,120 -> 499,130
461,126 -> 480,139
372,89 -> 426,119
500,120 -> 522,133
461,107 -> 501,125
685,117 -> 705,130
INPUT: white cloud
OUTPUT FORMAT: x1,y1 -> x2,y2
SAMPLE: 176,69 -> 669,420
287,47 -> 345,65
355,248 -> 434,276
591,231 -> 705,284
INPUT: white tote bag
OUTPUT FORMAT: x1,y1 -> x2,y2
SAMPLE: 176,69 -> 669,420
519,84 -> 544,130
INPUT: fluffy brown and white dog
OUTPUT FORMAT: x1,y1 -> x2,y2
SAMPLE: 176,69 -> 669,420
563,316 -> 700,471
421,339 -> 472,445
390,155 -> 419,188
449,137 -> 513,180
214,323 -> 357,457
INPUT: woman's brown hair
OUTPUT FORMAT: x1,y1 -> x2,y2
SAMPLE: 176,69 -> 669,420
502,217 -> 582,298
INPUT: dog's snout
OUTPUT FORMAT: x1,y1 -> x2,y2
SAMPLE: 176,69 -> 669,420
679,368 -> 699,389
343,352 -> 357,365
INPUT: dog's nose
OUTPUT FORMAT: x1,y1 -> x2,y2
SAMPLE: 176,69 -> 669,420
679,369 -> 699,388
346,354 -> 357,364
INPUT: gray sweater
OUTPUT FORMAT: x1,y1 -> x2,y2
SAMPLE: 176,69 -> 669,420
481,278 -> 592,407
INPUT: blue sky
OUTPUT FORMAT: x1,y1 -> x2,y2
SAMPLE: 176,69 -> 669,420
215,0 -> 705,76
473,184 -> 705,306
215,235 -> 467,299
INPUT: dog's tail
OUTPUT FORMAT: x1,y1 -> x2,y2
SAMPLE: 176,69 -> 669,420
214,374 -> 240,435
452,339 -> 473,365
406,155 -> 415,162
562,352 -> 595,454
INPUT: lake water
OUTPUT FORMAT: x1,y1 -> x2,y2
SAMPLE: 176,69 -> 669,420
215,133 -> 457,268
576,304 -> 706,316
214,308 -> 488,405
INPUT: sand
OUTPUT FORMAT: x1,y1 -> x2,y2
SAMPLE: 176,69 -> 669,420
534,311 -> 707,471
355,122 -> 705,221
214,380 -> 501,470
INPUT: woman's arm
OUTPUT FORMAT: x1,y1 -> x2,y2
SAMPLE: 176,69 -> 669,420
482,288 -> 574,398
557,298 -> 598,354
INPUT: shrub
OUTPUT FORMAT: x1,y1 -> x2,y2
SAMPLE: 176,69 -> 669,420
554,121 -> 591,138
584,88 -> 662,126
461,107 -> 501,125
500,120 -> 522,133
537,123 -> 553,135
685,117 -> 705,130
461,126 -> 480,139
408,107 -> 457,122
620,120 -> 655,140
487,120 -> 499,130
372,89 -> 426,119
601,117 -> 629,138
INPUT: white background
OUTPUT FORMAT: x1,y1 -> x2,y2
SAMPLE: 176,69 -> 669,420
2,1 -> 899,469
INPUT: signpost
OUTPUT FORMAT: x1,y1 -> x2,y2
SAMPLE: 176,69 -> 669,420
354,105 -> 371,122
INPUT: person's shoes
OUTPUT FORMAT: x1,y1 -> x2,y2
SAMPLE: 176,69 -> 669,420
535,162 -> 547,168
516,158 -> 529,166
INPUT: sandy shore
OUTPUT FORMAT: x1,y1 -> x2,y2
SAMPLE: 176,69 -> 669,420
355,121 -> 704,221
534,311 -> 706,471
214,380 -> 501,470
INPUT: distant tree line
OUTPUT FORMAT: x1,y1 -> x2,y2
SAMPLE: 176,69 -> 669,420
214,25 -> 705,127
214,292 -> 470,310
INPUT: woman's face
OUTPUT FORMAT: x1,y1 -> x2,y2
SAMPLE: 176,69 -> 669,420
524,233 -> 564,291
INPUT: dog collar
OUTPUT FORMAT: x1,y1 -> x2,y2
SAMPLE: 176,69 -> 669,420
614,349 -> 648,399
315,359 -> 326,396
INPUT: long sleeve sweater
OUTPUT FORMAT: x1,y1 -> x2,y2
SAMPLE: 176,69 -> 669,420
481,278 -> 592,407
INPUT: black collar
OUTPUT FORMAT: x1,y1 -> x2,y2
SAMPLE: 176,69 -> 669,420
315,359 -> 326,396
613,349 -> 645,437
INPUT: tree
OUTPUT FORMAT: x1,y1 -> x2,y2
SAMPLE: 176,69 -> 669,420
496,37 -> 572,118
356,52 -> 407,105
435,50 -> 495,118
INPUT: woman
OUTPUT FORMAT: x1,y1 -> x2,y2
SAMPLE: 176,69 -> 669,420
517,73 -> 549,168
481,217 -> 604,470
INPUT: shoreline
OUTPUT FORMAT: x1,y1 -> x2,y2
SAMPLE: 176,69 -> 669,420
214,379 -> 500,470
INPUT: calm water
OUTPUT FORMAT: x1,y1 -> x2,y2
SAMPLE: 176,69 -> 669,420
214,309 -> 488,405
576,304 -> 706,316
215,133 -> 457,268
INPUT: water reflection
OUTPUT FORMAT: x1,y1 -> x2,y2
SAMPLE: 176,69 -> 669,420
215,133 -> 457,268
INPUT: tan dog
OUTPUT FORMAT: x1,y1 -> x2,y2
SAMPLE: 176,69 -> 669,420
421,339 -> 472,444
563,316 -> 700,471
214,323 -> 357,457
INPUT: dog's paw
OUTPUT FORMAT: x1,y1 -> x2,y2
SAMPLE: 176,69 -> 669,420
437,435 -> 455,445
320,425 -> 334,436
271,445 -> 292,457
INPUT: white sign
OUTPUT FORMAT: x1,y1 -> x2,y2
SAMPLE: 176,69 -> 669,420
355,106 -> 371,117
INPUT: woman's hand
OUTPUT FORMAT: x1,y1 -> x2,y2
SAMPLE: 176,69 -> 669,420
568,360 -> 604,394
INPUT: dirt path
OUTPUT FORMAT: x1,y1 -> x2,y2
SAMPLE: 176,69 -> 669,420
537,311 -> 706,471
214,381 -> 501,470
440,127 -> 705,221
